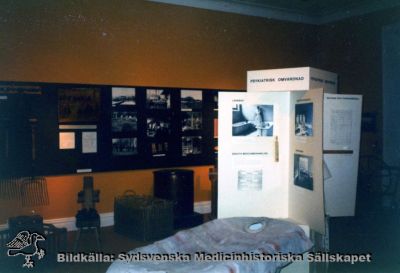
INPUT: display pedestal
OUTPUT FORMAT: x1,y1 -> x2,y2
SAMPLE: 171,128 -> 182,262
208,167 -> 218,219
153,169 -> 203,228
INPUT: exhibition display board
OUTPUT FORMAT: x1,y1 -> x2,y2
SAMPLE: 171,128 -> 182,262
219,67 -> 362,234
323,94 -> 363,217
0,82 -> 234,178
218,89 -> 326,234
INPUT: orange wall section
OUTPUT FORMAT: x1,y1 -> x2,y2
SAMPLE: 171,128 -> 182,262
0,1 -> 315,89
0,1 -> 316,224
0,166 -> 212,224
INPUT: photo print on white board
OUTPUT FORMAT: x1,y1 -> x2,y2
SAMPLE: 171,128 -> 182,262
294,154 -> 314,191
232,104 -> 273,137
295,103 -> 313,137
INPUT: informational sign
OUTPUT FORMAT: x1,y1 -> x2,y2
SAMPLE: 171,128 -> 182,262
82,131 -> 97,154
247,67 -> 337,94
218,91 -> 290,219
218,89 -> 326,234
323,94 -> 363,217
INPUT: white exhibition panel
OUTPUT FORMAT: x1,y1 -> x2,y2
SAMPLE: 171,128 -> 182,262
308,67 -> 337,94
218,89 -> 327,235
218,91 -> 291,219
247,67 -> 337,94
323,94 -> 363,217
218,86 -> 362,233
289,89 -> 325,234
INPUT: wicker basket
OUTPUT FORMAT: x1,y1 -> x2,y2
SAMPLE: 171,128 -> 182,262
114,191 -> 174,241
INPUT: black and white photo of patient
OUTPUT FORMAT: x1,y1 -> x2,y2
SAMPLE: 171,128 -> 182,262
232,104 -> 273,136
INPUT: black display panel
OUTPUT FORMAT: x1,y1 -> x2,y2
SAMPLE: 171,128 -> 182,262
0,82 -> 241,178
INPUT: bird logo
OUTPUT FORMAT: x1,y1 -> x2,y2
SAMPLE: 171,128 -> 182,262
6,230 -> 46,268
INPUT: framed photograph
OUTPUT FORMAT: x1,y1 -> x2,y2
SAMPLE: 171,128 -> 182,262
146,89 -> 171,110
147,117 -> 171,138
232,104 -> 273,137
294,154 -> 313,191
112,87 -> 136,107
181,90 -> 202,110
295,103 -> 313,136
213,93 -> 218,110
58,87 -> 100,123
112,111 -> 137,133
82,131 -> 97,154
182,136 -> 202,156
182,112 -> 202,131
59,132 -> 75,149
150,141 -> 168,157
112,138 -> 138,156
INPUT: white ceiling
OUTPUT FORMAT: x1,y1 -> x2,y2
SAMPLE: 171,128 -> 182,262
148,0 -> 400,24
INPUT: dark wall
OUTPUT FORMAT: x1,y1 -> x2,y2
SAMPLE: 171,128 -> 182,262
316,7 -> 400,156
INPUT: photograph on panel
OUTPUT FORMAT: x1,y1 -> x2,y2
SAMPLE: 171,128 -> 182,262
82,131 -> 97,153
112,111 -> 137,132
112,87 -> 136,107
112,137 -> 138,156
58,87 -> 101,123
182,136 -> 202,156
232,104 -> 273,137
294,154 -> 314,191
182,112 -> 202,131
181,90 -> 202,110
146,89 -> 171,110
237,169 -> 263,191
213,93 -> 218,110
146,117 -> 171,138
150,141 -> 168,157
59,132 -> 75,149
295,103 -> 313,136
